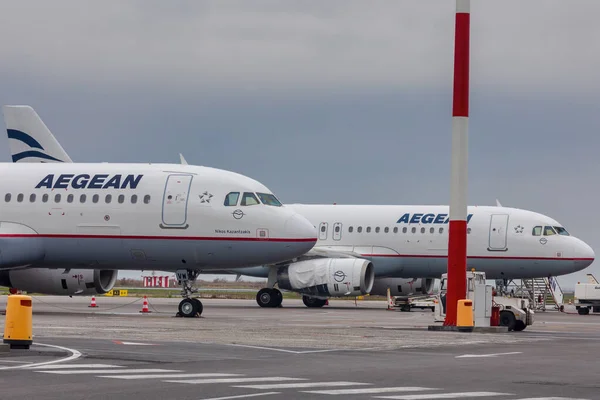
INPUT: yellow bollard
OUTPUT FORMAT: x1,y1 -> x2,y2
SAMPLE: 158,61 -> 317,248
3,294 -> 33,349
456,299 -> 474,332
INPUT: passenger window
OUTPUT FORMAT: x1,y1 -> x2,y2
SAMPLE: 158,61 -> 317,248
29,194 -> 36,203
411,227 -> 416,233
357,227 -> 362,233
335,226 -> 340,233
320,226 -> 326,232
439,227 -> 444,234
430,227 -> 434,234
403,227 -> 407,234
375,227 -> 380,233
384,227 -> 389,233
366,227 -> 371,233
393,227 -> 398,233
532,226 -> 542,236
420,227 -> 425,234
42,194 -> 48,203
144,195 -> 151,204
105,194 -> 112,204
54,194 -> 61,203
80,194 -> 87,203
544,226 -> 556,236
349,226 -> 353,233
240,192 -> 259,206
92,194 -> 99,203
131,194 -> 138,204
118,194 -> 125,204
4,193 -> 10,202
467,228 -> 471,234
17,193 -> 23,202
67,194 -> 74,203
224,192 -> 240,206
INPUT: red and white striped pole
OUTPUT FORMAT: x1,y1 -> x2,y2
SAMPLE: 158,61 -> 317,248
444,0 -> 470,327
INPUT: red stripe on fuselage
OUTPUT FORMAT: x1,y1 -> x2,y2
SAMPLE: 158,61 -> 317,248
0,233 -> 317,243
364,253 -> 592,261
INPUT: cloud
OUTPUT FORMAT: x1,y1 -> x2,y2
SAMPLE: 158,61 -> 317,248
1,1 -> 599,93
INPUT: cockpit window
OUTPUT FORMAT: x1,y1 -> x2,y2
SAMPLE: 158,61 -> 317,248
240,192 -> 260,206
544,226 -> 556,236
554,226 -> 570,236
532,226 -> 542,236
256,193 -> 282,207
224,192 -> 240,206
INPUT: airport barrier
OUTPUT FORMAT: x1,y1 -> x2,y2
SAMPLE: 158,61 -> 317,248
104,289 -> 129,297
457,299 -> 474,332
3,294 -> 32,349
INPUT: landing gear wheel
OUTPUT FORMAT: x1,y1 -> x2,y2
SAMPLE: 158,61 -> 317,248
513,320 -> 526,332
302,295 -> 327,308
256,288 -> 281,308
178,298 -> 200,318
272,289 -> 283,308
192,298 -> 203,316
499,310 -> 516,331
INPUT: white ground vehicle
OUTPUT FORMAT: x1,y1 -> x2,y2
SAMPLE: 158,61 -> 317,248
433,271 -> 534,331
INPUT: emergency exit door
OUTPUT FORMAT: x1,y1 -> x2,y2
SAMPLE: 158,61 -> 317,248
161,174 -> 193,228
488,214 -> 509,251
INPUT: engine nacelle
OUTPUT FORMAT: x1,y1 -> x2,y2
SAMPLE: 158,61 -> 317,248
370,277 -> 436,297
277,258 -> 375,298
0,268 -> 118,295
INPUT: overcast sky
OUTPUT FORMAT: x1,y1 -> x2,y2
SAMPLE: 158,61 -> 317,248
0,1 -> 599,289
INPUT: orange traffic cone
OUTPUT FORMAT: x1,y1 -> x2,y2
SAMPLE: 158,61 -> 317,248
139,295 -> 151,313
89,296 -> 98,308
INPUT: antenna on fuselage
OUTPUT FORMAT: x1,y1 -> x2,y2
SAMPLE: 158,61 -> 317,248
179,153 -> 188,165
496,199 -> 502,207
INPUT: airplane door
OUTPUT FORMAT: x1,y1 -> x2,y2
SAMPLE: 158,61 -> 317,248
332,222 -> 342,241
161,174 -> 193,229
488,214 -> 509,251
318,222 -> 328,240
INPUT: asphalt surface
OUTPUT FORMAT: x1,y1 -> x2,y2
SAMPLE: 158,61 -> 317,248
0,296 -> 598,400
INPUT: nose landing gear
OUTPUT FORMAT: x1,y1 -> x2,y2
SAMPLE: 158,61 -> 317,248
176,269 -> 203,318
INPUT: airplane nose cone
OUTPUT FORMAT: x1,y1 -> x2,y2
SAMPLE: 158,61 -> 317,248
574,240 -> 595,270
284,213 -> 317,242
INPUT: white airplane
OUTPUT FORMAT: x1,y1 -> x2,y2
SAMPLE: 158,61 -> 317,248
3,106 -> 595,310
0,107 -> 320,317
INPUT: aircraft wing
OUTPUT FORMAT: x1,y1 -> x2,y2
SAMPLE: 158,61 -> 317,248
303,246 -> 363,259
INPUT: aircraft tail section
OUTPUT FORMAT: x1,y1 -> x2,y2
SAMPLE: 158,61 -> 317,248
2,105 -> 73,163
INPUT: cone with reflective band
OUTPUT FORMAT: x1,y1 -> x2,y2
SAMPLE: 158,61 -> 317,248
88,296 -> 98,308
139,295 -> 151,313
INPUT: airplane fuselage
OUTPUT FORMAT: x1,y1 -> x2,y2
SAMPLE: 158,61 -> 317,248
0,163 -> 317,272
229,204 -> 594,280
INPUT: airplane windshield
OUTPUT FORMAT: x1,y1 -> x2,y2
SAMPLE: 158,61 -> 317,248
553,226 -> 570,236
240,192 -> 260,206
544,226 -> 556,236
256,193 -> 282,207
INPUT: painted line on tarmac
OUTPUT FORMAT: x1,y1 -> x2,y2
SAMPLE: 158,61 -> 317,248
0,342 -> 82,370
455,351 -> 522,358
224,343 -> 342,354
200,392 -> 280,400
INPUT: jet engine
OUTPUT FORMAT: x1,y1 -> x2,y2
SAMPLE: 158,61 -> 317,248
0,268 -> 118,295
370,277 -> 436,297
277,258 -> 375,298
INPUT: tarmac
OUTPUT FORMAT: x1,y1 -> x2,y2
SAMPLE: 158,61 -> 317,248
0,295 -> 598,400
